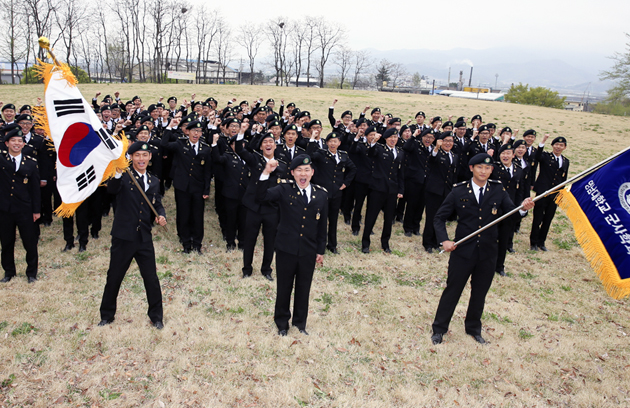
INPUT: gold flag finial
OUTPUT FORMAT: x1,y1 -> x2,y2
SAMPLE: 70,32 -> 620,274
38,36 -> 61,67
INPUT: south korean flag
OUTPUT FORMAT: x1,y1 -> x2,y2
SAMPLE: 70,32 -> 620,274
43,67 -> 126,216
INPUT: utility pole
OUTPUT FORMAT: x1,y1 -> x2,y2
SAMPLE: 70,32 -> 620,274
495,73 -> 499,90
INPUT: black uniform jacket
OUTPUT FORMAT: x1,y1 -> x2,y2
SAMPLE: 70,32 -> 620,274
307,142 -> 357,198
161,130 -> 213,195
0,151 -> 41,213
108,170 -> 165,243
491,162 -> 526,209
402,136 -> 431,185
211,144 -> 249,200
425,149 -> 458,196
533,146 -> 569,194
434,179 -> 517,260
348,138 -> 374,185
367,143 -> 404,195
256,179 -> 328,256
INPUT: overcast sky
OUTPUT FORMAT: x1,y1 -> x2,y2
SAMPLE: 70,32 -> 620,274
208,0 -> 629,57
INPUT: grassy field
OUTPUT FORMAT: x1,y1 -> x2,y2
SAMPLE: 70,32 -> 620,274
1,83 -> 630,407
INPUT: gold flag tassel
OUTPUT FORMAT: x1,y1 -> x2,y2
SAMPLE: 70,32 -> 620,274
555,189 -> 630,299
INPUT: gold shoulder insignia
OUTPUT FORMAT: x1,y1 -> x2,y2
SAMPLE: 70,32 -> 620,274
26,155 -> 37,161
489,179 -> 502,184
453,181 -> 466,188
313,184 -> 328,193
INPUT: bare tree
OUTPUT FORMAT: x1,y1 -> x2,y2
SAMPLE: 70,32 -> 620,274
0,0 -> 27,83
237,23 -> 263,85
288,22 -> 306,87
314,17 -> 344,88
265,17 -> 289,86
334,46 -> 353,89
351,50 -> 371,89
389,62 -> 407,88
215,17 -> 232,83
23,0 -> 58,60
302,17 -> 318,87
55,0 -> 88,76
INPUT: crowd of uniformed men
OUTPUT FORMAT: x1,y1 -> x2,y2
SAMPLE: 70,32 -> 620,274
0,93 -> 569,340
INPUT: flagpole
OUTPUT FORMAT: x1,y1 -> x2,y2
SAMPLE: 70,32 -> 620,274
38,37 -> 62,67
440,144 -> 630,254
125,168 -> 168,233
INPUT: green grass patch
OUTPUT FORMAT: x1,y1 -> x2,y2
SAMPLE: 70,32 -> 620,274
227,306 -> 245,314
314,293 -> 333,312
519,329 -> 534,340
0,321 -> 8,331
11,322 -> 38,336
326,268 -> 382,286
519,272 -> 537,280
561,285 -> 572,292
99,389 -> 122,400
0,374 -> 15,389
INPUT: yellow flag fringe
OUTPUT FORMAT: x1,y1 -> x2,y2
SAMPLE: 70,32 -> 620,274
34,59 -> 130,218
556,189 -> 630,299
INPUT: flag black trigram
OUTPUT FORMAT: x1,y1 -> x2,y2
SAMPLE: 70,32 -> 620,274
97,128 -> 117,150
76,165 -> 96,191
53,99 -> 85,117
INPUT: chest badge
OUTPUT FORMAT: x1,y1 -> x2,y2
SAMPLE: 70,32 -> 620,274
316,212 -> 320,220
492,207 -> 497,215
201,160 -> 205,165
23,178 -> 28,184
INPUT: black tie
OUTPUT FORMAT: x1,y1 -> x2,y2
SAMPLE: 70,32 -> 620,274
478,186 -> 484,206
302,189 -> 308,205
12,157 -> 17,172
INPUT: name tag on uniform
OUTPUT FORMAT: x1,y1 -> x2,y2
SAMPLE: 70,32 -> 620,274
492,207 -> 497,215
201,160 -> 205,165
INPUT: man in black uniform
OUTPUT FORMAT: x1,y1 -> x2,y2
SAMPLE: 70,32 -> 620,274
402,128 -> 434,236
530,134 -> 569,251
162,118 -> 213,253
256,154 -> 328,336
307,130 -> 357,254
360,128 -> 404,253
431,153 -> 534,345
0,126 -> 40,283
98,142 -> 167,329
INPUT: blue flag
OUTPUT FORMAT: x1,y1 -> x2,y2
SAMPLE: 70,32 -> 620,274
556,148 -> 630,299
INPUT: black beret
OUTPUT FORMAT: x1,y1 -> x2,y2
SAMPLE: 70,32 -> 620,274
181,115 -> 194,124
387,117 -> 401,125
431,116 -> 442,124
2,103 -> 16,111
167,96 -> 177,103
269,120 -> 282,128
296,110 -> 311,120
101,105 -> 112,111
498,144 -> 514,154
371,108 -> 381,115
186,120 -> 203,130
147,104 -> 157,113
551,136 -> 567,145
469,153 -> 493,166
93,107 -> 101,114
16,114 -> 33,123
125,101 -> 133,106
201,102 -> 209,107
457,116 -> 466,123
365,125 -> 377,135
309,119 -> 322,127
282,124 -> 298,135
140,116 -> 153,124
206,97 -> 217,103
438,131 -> 454,140
383,128 -> 398,139
266,98 -> 274,104
102,94 -> 111,101
251,106 -> 264,117
513,140 -> 527,149
478,125 -> 490,133
442,121 -> 453,128
325,132 -> 341,142
265,114 -> 279,123
111,104 -> 120,110
471,114 -> 482,121
454,121 -> 467,128
257,132 -> 275,149
3,124 -> 23,140
19,105 -> 32,112
399,125 -> 410,135
128,141 -> 151,155
156,102 -> 165,108
415,111 -> 426,118
222,118 -> 240,127
523,129 -> 537,137
421,128 -> 437,137
486,123 -> 496,129
132,96 -> 141,102
302,121 -> 313,130
341,110 -> 352,118
287,102 -> 296,108
290,154 -> 312,170
137,125 -> 150,133
239,100 -> 249,106
356,118 -> 367,127
500,127 -> 513,135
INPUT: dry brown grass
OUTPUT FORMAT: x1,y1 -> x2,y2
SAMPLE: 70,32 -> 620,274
1,84 -> 630,407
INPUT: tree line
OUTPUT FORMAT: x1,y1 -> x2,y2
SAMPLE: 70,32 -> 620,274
0,0 -> 379,88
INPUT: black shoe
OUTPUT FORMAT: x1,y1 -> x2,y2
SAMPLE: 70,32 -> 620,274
431,333 -> 443,345
515,228 -> 520,234
242,273 -> 251,279
413,230 -> 420,236
63,243 -> 74,252
352,230 -> 359,236
91,232 -> 99,240
404,231 -> 412,237
344,219 -> 351,225
43,222 -> 52,227
530,245 -> 538,251
470,334 -> 487,344
97,319 -> 114,326
497,269 -> 506,277
299,329 -> 309,336
226,244 -> 236,252
382,247 -> 392,254
27,276 -> 37,283
183,247 -> 192,254
78,245 -> 87,253
539,245 -> 548,252
194,247 -> 203,254
0,276 -> 13,283
425,247 -> 433,254
278,329 -> 288,336
361,247 -> 370,254
327,247 -> 339,254
263,274 -> 273,281
153,321 -> 164,330
507,247 -> 515,253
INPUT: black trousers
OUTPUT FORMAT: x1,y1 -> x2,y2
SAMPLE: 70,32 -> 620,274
341,183 -> 354,222
40,183 -> 54,224
54,186 -> 89,246
496,213 -> 519,272
223,197 -> 246,248
530,193 -> 558,247
423,191 -> 448,249
274,250 -> 316,331
174,188 -> 205,250
403,181 -> 426,233
351,182 -> 370,233
432,250 -> 496,336
327,194 -> 343,250
87,187 -> 105,235
214,179 -> 227,236
100,236 -> 163,323
242,208 -> 278,276
362,190 -> 397,249
0,210 -> 38,278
